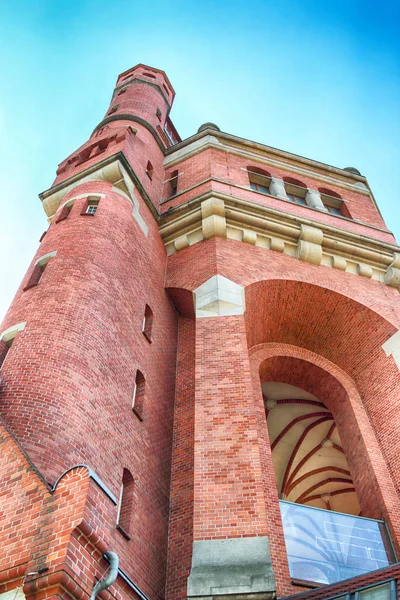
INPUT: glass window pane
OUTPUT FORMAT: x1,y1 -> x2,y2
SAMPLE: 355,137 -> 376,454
358,582 -> 391,599
280,501 -> 395,585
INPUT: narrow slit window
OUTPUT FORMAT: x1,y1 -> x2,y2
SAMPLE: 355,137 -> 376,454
132,370 -> 145,420
23,253 -> 55,291
142,305 -> 153,342
0,337 -> 14,370
116,469 -> 135,539
55,203 -> 72,223
169,170 -> 179,196
146,161 -> 153,180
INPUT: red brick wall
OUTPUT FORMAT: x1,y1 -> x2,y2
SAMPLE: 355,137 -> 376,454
166,318 -> 196,600
0,180 -> 178,600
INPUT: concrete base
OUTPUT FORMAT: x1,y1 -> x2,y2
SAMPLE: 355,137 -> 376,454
187,537 -> 276,600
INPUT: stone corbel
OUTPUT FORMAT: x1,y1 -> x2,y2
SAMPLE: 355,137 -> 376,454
384,253 -> 400,289
201,197 -> 226,239
305,188 -> 327,211
297,224 -> 323,265
269,177 -> 289,200
357,263 -> 373,278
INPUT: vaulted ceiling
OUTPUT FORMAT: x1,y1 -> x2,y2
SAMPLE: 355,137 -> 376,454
264,382 -> 360,516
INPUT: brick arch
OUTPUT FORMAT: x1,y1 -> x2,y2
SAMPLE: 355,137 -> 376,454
249,343 -> 400,555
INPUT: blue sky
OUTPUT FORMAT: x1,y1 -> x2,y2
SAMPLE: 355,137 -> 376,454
0,0 -> 399,321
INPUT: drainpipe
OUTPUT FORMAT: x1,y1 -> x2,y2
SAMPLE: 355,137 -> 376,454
90,551 -> 119,600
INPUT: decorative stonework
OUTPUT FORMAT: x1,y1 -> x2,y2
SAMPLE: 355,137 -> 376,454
40,157 -> 149,235
382,330 -> 400,371
297,224 -> 323,265
160,192 -> 400,290
194,275 -> 245,317
187,537 -> 275,599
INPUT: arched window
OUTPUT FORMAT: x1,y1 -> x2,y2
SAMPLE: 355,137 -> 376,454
0,322 -> 25,370
282,176 -> 308,205
142,305 -> 153,343
318,187 -> 350,217
247,166 -> 272,195
23,252 -> 56,291
116,468 -> 135,539
132,370 -> 146,420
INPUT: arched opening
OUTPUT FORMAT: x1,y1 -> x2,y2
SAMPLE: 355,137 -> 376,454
244,279 -> 400,586
264,381 -> 358,515
117,468 -> 135,538
258,353 -> 397,586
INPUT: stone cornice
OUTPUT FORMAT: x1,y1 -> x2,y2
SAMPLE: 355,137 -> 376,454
39,152 -> 159,221
166,128 -> 366,183
164,130 -> 382,215
159,191 -> 400,291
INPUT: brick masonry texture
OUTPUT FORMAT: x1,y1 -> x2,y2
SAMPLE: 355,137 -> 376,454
1,63 -> 400,600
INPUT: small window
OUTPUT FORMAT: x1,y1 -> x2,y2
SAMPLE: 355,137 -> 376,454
0,323 -> 25,370
355,581 -> 395,599
146,161 -> 153,180
116,468 -> 135,539
143,71 -> 156,79
156,108 -> 162,121
55,203 -> 72,223
142,305 -> 153,342
23,253 -> 55,291
0,337 -> 13,370
169,170 -> 179,196
287,193 -> 307,206
132,370 -> 145,420
81,197 -> 100,216
283,178 -> 308,206
326,205 -> 342,216
247,166 -> 272,195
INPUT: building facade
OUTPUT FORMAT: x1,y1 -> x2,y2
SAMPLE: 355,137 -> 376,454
1,64 -> 400,600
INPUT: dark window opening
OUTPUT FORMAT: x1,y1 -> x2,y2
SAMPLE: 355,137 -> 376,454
55,203 -> 72,223
116,469 -> 135,539
143,71 -> 156,79
0,337 -> 14,369
169,170 -> 179,196
146,161 -> 153,180
132,370 -> 145,420
156,108 -> 162,121
142,305 -> 153,342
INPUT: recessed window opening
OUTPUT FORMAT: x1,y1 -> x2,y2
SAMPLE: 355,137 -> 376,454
55,202 -> 73,223
156,108 -> 162,122
82,196 -> 100,216
247,166 -> 272,195
132,370 -> 145,420
142,305 -> 153,342
146,161 -> 153,180
0,323 -> 25,370
285,182 -> 308,205
116,468 -> 135,539
108,104 -> 119,115
23,253 -> 55,291
0,336 -> 14,370
143,71 -> 156,79
318,189 -> 347,217
169,170 -> 179,196
117,88 -> 127,96
162,83 -> 170,95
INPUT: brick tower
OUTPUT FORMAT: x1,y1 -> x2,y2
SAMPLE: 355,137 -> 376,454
1,65 -> 400,600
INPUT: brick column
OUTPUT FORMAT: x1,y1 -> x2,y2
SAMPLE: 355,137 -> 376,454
187,276 -> 275,600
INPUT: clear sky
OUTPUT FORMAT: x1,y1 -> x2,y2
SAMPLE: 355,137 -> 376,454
0,0 -> 399,321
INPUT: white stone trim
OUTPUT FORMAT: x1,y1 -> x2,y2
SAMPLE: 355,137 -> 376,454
382,330 -> 400,370
34,251 -> 57,267
194,275 -> 245,318
1,322 -> 26,344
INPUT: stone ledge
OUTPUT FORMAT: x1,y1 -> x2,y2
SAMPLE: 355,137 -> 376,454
187,537 -> 276,599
